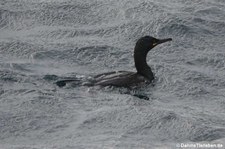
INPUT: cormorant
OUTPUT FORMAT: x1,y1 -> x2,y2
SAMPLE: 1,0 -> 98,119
56,36 -> 172,87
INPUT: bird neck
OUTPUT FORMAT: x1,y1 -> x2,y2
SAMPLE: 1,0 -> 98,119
134,48 -> 154,81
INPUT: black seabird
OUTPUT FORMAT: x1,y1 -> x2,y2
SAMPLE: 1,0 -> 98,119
56,36 -> 172,87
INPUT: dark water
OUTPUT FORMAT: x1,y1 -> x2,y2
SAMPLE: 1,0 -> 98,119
0,0 -> 225,148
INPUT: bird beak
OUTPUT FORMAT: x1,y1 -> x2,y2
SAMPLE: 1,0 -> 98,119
156,38 -> 172,45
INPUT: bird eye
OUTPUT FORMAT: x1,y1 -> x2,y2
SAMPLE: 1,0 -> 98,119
153,43 -> 157,46
153,40 -> 158,46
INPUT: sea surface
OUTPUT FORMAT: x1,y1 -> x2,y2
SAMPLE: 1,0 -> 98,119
1,0 -> 225,148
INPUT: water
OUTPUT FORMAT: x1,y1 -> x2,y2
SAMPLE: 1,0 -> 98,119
1,0 -> 225,148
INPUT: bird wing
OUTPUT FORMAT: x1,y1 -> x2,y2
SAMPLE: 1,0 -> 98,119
94,71 -> 146,87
